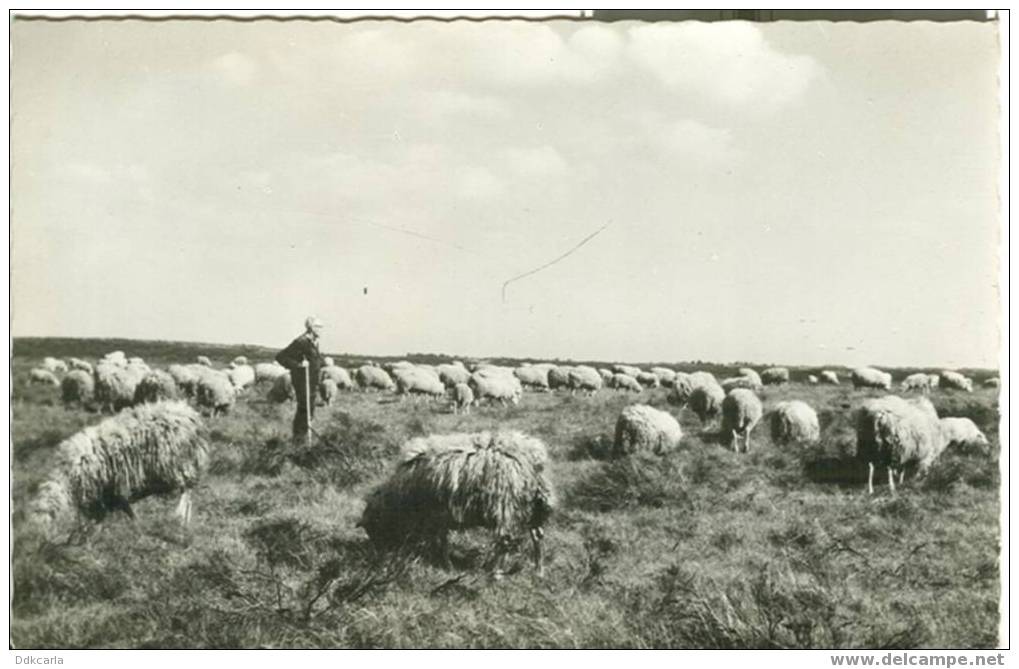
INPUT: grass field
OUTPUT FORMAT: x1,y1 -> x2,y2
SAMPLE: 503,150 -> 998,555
10,338 -> 1003,649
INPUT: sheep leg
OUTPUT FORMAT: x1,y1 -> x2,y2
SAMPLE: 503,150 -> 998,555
867,462 -> 875,495
888,467 -> 897,497
530,527 -> 544,577
731,430 -> 739,453
745,429 -> 752,453
899,468 -> 906,486
176,490 -> 192,524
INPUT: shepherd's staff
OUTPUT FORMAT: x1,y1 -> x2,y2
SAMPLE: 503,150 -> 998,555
302,359 -> 312,442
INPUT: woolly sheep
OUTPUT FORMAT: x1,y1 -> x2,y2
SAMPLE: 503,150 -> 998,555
232,356 -> 249,366
983,377 -> 1000,388
359,431 -> 554,576
61,370 -> 94,405
127,357 -> 147,368
568,365 -> 603,395
613,364 -> 642,378
611,373 -> 643,393
939,417 -> 989,452
807,374 -> 819,385
721,376 -> 760,393
668,371 -> 718,407
469,371 -> 522,406
514,365 -> 551,391
901,373 -> 935,394
94,362 -> 145,412
27,401 -> 208,531
320,365 -> 355,391
939,371 -> 974,392
688,383 -> 725,425
548,366 -> 573,390
855,395 -> 944,495
761,367 -> 790,385
450,382 -> 474,415
851,367 -> 893,390
650,367 -> 677,387
41,357 -> 68,374
196,355 -> 213,368
393,366 -> 446,399
319,378 -> 338,406
721,389 -> 763,453
168,364 -> 200,398
227,363 -> 256,392
738,368 -> 763,388
635,371 -> 661,389
29,368 -> 60,386
254,361 -> 289,384
355,365 -> 396,392
102,351 -> 126,366
769,400 -> 820,445
613,404 -> 682,457
437,363 -> 471,388
820,370 -> 840,385
195,369 -> 236,416
69,358 -> 93,374
268,373 -> 295,403
928,374 -> 940,388
133,370 -> 179,404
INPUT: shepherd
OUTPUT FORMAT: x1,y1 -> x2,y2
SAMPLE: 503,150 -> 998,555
276,316 -> 325,443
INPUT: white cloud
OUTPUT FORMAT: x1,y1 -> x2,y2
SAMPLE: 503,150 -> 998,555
502,146 -> 568,178
626,23 -> 822,111
209,52 -> 258,86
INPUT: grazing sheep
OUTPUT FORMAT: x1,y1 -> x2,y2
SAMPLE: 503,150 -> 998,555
393,366 -> 446,400
613,404 -> 682,457
939,371 -> 974,392
688,383 -> 725,425
320,365 -> 355,391
514,365 -> 551,391
231,356 -> 249,366
438,363 -> 471,388
69,358 -> 93,374
268,373 -> 295,403
29,368 -> 60,387
668,371 -> 717,407
547,366 -> 573,390
635,371 -> 661,389
450,383 -> 474,415
41,357 -> 68,374
738,368 -> 763,388
61,370 -> 95,405
195,369 -> 236,416
819,370 -> 840,385
94,362 -> 145,412
901,373 -> 935,394
133,370 -> 179,404
855,395 -> 944,495
598,368 -> 614,384
613,364 -> 642,378
27,401 -> 208,531
721,389 -> 764,453
568,366 -> 603,395
721,376 -> 760,393
254,361 -> 289,384
927,374 -> 940,388
983,377 -> 1000,388
359,431 -> 554,576
807,374 -> 819,385
939,417 -> 989,452
167,364 -> 201,398
319,378 -> 338,406
102,351 -> 127,366
355,365 -> 396,392
650,367 -> 677,387
196,355 -> 213,368
227,363 -> 256,392
611,373 -> 643,393
851,367 -> 893,390
761,367 -> 790,385
769,401 -> 820,445
469,371 -> 522,406
127,357 -> 147,368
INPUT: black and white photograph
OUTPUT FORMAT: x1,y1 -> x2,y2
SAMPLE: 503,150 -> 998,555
9,8 -> 1007,653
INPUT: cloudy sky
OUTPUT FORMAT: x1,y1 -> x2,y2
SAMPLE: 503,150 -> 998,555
11,18 -> 1001,368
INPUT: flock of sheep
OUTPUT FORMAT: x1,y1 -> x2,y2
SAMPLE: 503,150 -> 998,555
22,351 -> 996,576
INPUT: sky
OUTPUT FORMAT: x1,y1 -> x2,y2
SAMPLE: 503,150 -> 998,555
11,18 -> 1002,368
